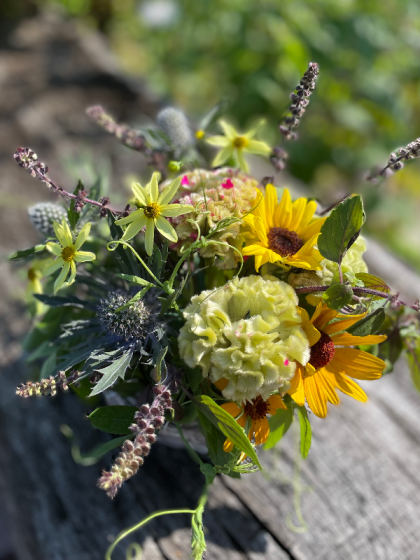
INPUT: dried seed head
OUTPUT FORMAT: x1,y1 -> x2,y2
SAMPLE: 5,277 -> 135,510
97,291 -> 151,341
28,203 -> 68,237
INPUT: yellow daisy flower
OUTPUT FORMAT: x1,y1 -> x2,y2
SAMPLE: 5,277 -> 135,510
242,184 -> 326,272
220,392 -> 287,453
45,219 -> 95,293
206,120 -> 271,172
115,172 -> 194,256
287,303 -> 387,418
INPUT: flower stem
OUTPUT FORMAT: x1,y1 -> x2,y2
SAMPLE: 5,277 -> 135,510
107,240 -> 165,289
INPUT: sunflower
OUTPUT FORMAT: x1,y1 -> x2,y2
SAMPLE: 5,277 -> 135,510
287,303 -> 387,418
242,184 -> 326,272
220,391 -> 286,452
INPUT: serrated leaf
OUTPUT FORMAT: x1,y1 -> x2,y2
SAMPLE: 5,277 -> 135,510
193,395 -> 261,469
9,244 -> 46,261
322,283 -> 354,310
355,273 -> 390,300
347,307 -> 385,336
89,405 -> 137,434
89,349 -> 133,396
296,405 -> 311,458
318,195 -> 365,264
264,399 -> 294,450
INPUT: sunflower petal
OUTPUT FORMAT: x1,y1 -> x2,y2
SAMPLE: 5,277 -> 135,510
254,418 -> 270,445
288,364 -> 305,406
264,184 -> 278,228
220,402 -> 242,418
324,370 -> 367,402
289,198 -> 307,232
121,215 -> 149,241
304,374 -> 328,418
274,188 -> 292,229
73,251 -> 96,262
223,438 -> 235,452
115,209 -> 143,226
267,394 -> 287,413
300,216 -> 327,240
331,348 -> 385,379
132,182 -> 149,206
322,314 -> 368,335
330,333 -> 387,346
46,242 -> 62,257
317,369 -> 339,404
161,204 -> 194,217
149,172 -> 159,202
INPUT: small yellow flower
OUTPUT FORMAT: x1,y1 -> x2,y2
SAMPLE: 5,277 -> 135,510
195,129 -> 205,140
115,172 -> 194,255
242,185 -> 326,272
206,120 -> 271,172
288,303 -> 387,418
45,219 -> 95,293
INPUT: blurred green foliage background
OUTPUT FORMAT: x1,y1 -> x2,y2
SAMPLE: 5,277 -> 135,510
3,0 -> 420,269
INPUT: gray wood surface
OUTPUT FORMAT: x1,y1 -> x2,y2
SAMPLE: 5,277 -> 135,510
1,11 -> 420,560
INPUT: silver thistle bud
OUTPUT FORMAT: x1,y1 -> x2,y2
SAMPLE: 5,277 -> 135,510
28,202 -> 68,237
157,107 -> 193,150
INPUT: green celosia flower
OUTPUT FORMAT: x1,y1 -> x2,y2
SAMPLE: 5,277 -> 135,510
178,275 -> 310,403
206,120 -> 271,172
45,219 -> 95,293
288,237 -> 368,306
115,172 -> 194,255
170,168 -> 260,269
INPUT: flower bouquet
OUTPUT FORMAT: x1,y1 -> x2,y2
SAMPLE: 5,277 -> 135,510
10,62 -> 420,558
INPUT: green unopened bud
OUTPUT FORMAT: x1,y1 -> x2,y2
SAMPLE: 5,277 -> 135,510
168,160 -> 183,172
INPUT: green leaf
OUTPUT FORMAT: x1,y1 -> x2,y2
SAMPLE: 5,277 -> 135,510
107,210 -> 136,274
68,179 -> 84,230
199,463 -> 216,485
296,405 -> 311,458
264,398 -> 294,450
193,395 -> 261,469
322,283 -> 354,310
116,273 -> 155,288
89,405 -> 137,434
115,286 -> 151,312
9,244 -> 46,261
185,366 -> 203,392
347,307 -> 385,336
355,273 -> 390,299
90,349 -> 133,396
199,99 -> 229,131
34,294 -> 88,308
406,341 -> 420,393
197,409 -> 233,470
318,195 -> 365,264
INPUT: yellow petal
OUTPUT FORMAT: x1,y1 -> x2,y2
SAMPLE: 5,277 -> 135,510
324,370 -> 367,402
322,314 -> 367,336
158,176 -> 182,206
296,200 -> 317,233
274,188 -> 292,229
288,364 -> 305,406
264,184 -> 278,228
214,378 -> 229,391
298,308 -> 321,346
300,216 -> 327,240
221,402 -> 242,418
330,349 -> 385,379
304,374 -> 328,418
330,333 -> 387,346
223,438 -> 234,452
267,394 -> 287,413
288,198 -> 307,232
317,369 -> 339,404
144,219 -> 155,256
254,418 -> 270,445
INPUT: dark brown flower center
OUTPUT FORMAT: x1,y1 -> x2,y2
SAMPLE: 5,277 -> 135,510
267,227 -> 304,257
309,332 -> 335,370
243,395 -> 269,421
27,268 -> 37,281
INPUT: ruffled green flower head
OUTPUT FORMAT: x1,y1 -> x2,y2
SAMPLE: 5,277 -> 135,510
178,275 -> 310,402
288,237 -> 368,306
